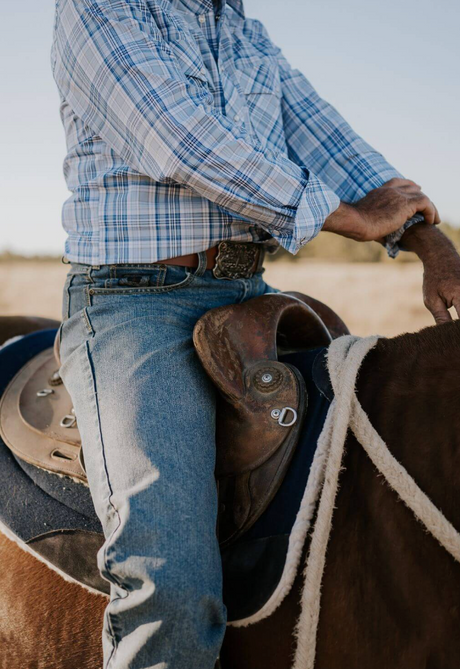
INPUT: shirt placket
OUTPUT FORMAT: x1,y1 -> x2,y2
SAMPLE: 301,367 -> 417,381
218,23 -> 259,148
193,5 -> 251,144
193,9 -> 224,114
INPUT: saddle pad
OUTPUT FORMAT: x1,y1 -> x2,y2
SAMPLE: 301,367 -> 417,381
0,331 -> 107,595
0,330 -> 332,619
222,348 -> 331,623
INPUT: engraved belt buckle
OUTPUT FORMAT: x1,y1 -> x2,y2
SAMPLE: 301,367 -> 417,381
212,242 -> 262,280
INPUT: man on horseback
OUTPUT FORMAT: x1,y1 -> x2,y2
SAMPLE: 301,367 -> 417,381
50,0 -> 460,667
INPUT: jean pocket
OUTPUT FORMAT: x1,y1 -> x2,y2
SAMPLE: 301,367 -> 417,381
87,264 -> 198,297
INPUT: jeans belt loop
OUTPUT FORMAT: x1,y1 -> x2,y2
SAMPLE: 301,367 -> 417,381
195,251 -> 208,278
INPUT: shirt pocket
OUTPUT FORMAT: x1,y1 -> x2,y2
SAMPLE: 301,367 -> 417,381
168,36 -> 209,83
158,22 -> 214,105
234,56 -> 281,98
233,55 -> 284,149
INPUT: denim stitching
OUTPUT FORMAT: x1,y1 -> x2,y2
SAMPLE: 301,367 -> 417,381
88,271 -> 196,295
85,284 -> 93,307
107,265 -> 117,289
87,255 -> 207,295
88,287 -> 181,296
82,307 -> 94,336
86,265 -> 94,284
156,265 -> 167,287
83,341 -> 126,668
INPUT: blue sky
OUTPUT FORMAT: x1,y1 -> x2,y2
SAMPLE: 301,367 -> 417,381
1,0 -> 459,254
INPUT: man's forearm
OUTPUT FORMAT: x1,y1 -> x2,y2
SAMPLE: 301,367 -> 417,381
322,202 -> 365,240
321,179 -> 439,246
399,223 -> 457,263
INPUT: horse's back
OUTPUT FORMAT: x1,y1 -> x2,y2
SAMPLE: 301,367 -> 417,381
0,531 -> 105,669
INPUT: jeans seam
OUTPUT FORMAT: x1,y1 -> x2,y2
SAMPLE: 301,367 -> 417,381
85,284 -> 92,307
83,341 -> 125,668
81,307 -> 94,336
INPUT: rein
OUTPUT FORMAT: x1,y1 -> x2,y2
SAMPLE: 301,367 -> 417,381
293,335 -> 460,669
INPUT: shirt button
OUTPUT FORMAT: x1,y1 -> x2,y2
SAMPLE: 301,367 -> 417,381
198,15 -> 206,24
234,114 -> 240,122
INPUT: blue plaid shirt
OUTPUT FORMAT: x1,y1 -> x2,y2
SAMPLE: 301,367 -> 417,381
51,0 -> 412,265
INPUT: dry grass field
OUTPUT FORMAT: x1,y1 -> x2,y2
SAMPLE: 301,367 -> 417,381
264,260 -> 435,336
0,258 -> 437,337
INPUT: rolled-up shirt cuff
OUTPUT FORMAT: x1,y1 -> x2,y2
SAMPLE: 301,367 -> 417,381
385,213 -> 425,258
269,172 -> 340,255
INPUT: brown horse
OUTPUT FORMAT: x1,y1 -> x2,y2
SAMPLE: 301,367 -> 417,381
0,316 -> 459,668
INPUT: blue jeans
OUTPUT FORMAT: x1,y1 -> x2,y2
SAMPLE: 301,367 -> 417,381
58,251 -> 281,669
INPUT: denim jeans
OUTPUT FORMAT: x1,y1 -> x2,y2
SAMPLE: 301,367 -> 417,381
58,251 -> 281,669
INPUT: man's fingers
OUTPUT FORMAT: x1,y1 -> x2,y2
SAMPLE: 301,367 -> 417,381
452,298 -> 460,320
414,195 -> 436,224
425,295 -> 452,324
434,205 -> 441,225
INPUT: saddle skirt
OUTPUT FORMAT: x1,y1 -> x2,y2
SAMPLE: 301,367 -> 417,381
0,292 -> 342,622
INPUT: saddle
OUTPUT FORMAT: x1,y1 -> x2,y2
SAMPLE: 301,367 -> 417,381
0,291 -> 348,615
193,293 -> 334,545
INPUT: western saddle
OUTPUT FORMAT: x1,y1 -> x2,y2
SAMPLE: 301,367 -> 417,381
0,291 -> 348,547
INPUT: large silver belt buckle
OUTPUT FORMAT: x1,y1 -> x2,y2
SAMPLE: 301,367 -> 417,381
212,242 -> 260,280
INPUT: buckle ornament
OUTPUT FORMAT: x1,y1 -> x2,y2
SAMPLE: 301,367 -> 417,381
212,242 -> 262,280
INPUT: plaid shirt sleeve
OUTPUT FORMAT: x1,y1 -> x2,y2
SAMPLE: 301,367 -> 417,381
52,0 -> 342,254
276,48 -> 420,256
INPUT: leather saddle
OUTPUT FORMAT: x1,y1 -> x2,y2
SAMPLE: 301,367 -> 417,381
0,292 -> 348,550
193,292 -> 336,545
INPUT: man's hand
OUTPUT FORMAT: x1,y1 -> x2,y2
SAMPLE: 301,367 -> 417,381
322,178 -> 458,324
323,178 -> 440,242
400,224 -> 460,324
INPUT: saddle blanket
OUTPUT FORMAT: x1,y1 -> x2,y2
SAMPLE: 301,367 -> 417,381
0,329 -> 332,624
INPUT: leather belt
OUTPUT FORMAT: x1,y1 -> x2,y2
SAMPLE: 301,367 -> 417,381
156,241 -> 266,280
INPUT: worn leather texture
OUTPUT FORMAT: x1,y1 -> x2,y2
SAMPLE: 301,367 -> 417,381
193,293 -> 333,545
27,529 -> 107,594
221,347 -> 332,620
0,346 -> 86,481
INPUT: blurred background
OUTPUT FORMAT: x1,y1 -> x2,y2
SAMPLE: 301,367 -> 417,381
1,0 -> 459,335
